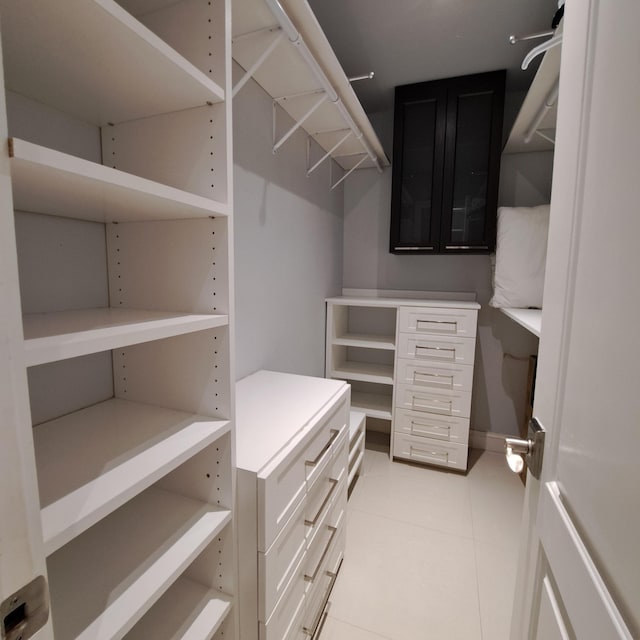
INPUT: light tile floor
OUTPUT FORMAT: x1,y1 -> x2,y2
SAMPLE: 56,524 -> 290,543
318,442 -> 525,640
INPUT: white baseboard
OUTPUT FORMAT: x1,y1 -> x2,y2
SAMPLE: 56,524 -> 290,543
470,429 -> 509,453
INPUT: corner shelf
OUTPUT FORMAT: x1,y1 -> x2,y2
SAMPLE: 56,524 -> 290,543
47,487 -> 232,640
34,398 -> 231,554
332,333 -> 396,350
350,391 -> 393,420
0,0 -> 224,126
330,361 -> 394,385
500,308 -> 541,337
23,308 -> 229,367
9,138 -> 230,222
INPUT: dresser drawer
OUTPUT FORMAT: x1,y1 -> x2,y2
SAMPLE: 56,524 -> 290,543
396,358 -> 473,392
394,408 -> 469,444
259,554 -> 307,640
259,496 -> 307,622
257,393 -> 348,552
393,432 -> 468,470
398,333 -> 476,365
305,462 -> 346,547
398,306 -> 477,338
395,383 -> 472,419
305,500 -> 345,589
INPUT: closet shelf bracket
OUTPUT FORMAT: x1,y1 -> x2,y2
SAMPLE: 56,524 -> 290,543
307,130 -> 352,176
232,28 -> 284,98
273,92 -> 329,153
330,154 -> 368,190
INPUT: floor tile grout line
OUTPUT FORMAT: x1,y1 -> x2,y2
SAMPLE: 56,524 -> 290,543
324,613 -> 395,640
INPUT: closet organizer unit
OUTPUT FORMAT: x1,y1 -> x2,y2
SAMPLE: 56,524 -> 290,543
326,294 -> 479,471
0,0 -> 236,638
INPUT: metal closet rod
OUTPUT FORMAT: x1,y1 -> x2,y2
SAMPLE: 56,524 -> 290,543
264,0 -> 382,173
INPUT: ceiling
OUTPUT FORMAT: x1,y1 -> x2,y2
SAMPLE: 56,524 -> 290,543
307,0 -> 560,114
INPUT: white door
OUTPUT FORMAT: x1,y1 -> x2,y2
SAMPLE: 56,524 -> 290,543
0,41 -> 52,638
510,1 -> 639,638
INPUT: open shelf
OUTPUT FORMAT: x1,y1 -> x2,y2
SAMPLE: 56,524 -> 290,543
9,138 -> 229,222
331,361 -> 394,385
332,333 -> 396,350
34,398 -> 231,554
23,308 -> 229,367
0,0 -> 224,127
47,487 -> 232,640
350,391 -> 392,420
125,577 -> 232,640
501,308 -> 541,337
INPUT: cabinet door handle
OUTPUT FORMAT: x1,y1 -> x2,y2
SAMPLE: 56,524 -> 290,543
305,478 -> 338,527
305,429 -> 339,467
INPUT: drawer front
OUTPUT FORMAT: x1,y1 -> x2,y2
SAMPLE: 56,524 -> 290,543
394,408 -> 469,444
303,521 -> 345,638
396,358 -> 473,392
259,556 -> 307,640
398,306 -> 477,338
259,497 -> 307,622
398,333 -> 476,366
258,393 -> 348,551
395,383 -> 472,419
393,432 -> 468,470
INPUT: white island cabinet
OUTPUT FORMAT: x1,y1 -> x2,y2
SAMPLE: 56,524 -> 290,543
236,371 -> 350,640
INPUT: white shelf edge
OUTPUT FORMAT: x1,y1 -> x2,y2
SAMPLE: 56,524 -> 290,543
125,577 -> 233,640
36,398 -> 231,555
9,138 -> 229,222
333,333 -> 396,350
23,308 -> 229,367
47,487 -> 232,640
331,361 -> 394,386
500,308 -> 542,337
1,0 -> 224,127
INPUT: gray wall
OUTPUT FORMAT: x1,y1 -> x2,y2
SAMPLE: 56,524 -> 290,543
343,109 -> 552,435
233,68 -> 344,381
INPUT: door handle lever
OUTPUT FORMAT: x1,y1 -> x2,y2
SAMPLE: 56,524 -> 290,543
505,418 -> 545,479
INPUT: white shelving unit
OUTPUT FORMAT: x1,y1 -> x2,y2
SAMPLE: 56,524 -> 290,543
0,0 -> 236,637
500,308 -> 542,337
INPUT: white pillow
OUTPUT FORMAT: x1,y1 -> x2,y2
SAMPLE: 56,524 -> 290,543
490,205 -> 550,309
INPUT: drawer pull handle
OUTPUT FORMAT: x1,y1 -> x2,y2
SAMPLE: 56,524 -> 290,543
413,370 -> 454,388
410,446 -> 449,462
305,429 -> 339,467
305,478 -> 339,527
415,345 -> 456,361
410,420 -> 450,438
416,319 -> 458,333
303,565 -> 338,637
304,525 -> 337,583
412,398 -> 453,415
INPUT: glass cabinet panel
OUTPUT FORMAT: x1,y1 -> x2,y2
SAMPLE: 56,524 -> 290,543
390,72 -> 504,254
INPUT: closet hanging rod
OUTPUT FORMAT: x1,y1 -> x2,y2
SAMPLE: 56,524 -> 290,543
263,0 -> 382,172
509,30 -> 554,45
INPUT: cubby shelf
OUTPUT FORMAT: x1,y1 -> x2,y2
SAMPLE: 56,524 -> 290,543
9,138 -> 229,223
125,577 -> 232,640
0,0 -> 224,126
350,391 -> 393,420
34,398 -> 231,554
47,487 -> 232,640
23,308 -> 229,367
330,361 -> 394,385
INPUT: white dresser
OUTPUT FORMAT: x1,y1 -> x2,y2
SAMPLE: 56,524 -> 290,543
326,293 -> 479,471
236,371 -> 350,640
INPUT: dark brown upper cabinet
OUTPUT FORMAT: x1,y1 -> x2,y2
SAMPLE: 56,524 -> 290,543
390,71 -> 505,254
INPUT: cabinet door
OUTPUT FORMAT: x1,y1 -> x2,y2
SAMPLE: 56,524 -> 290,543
441,71 -> 504,253
390,82 -> 447,252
